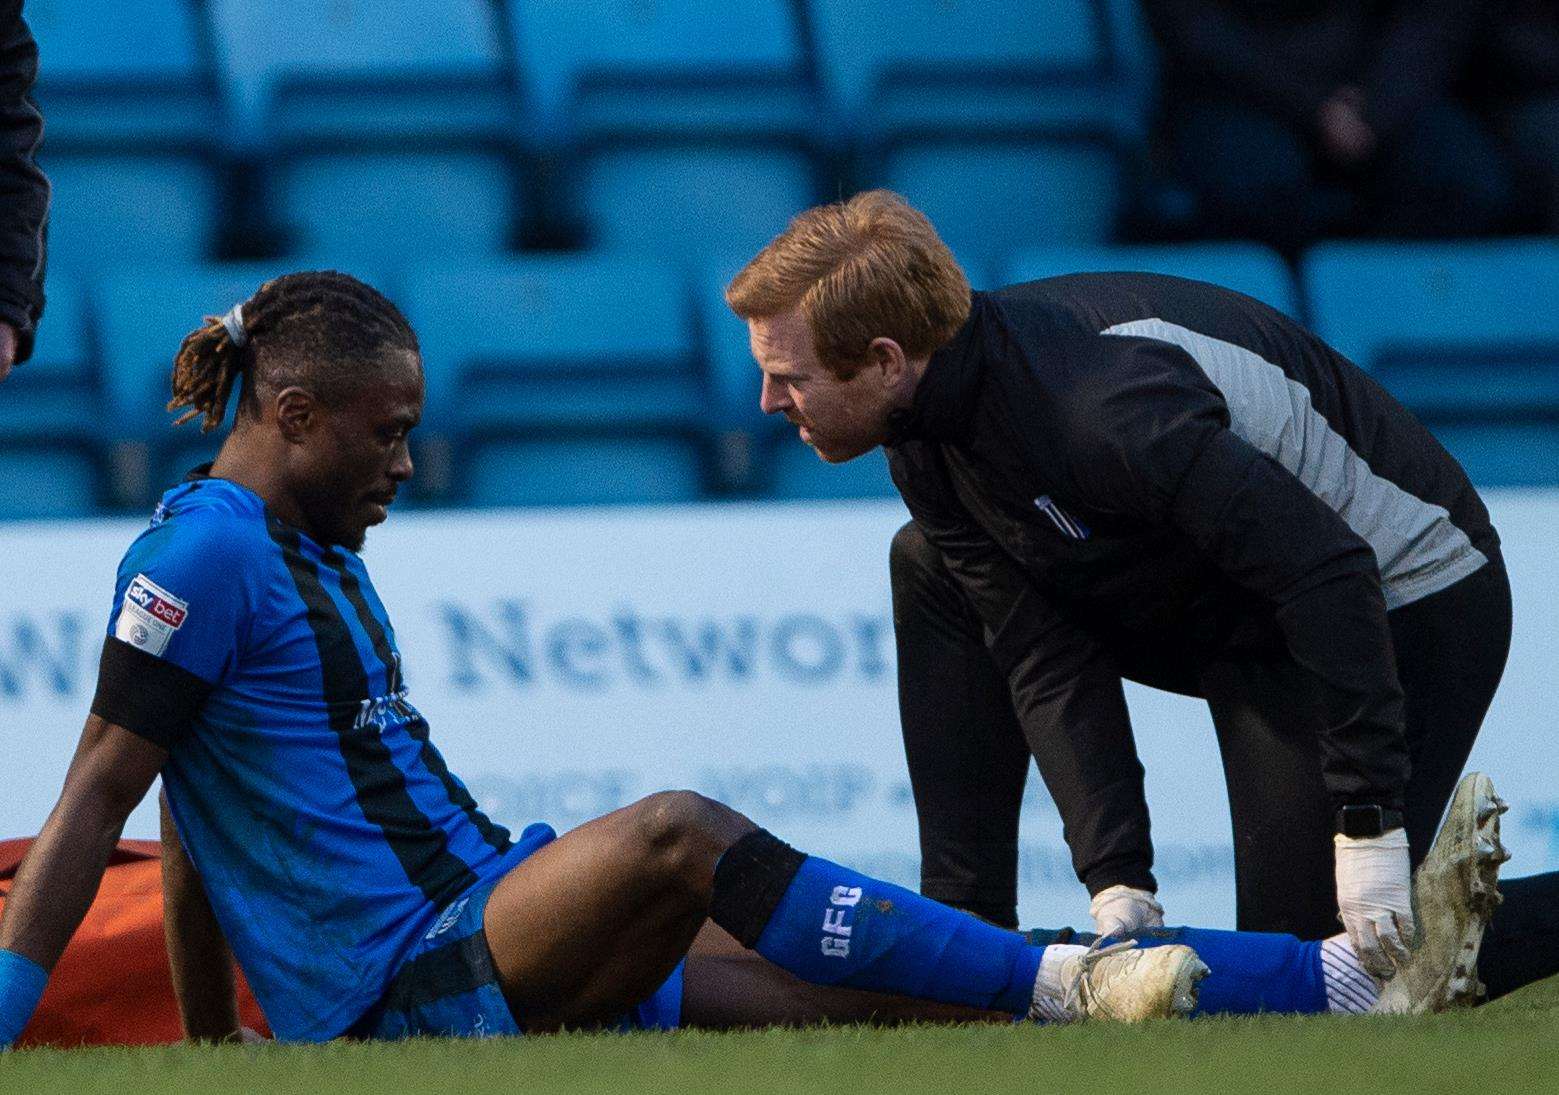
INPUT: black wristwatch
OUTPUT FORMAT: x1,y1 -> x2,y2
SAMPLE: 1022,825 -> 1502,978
1334,804 -> 1405,838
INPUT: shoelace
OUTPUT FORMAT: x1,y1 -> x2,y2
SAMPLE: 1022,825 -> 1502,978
1061,937 -> 1139,1019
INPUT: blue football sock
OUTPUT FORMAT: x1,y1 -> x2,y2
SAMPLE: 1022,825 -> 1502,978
1123,926 -> 1327,1015
754,856 -> 1042,1014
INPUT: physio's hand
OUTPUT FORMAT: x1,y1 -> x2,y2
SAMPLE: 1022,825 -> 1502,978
1089,884 -> 1165,939
1334,828 -> 1413,980
0,322 -> 16,383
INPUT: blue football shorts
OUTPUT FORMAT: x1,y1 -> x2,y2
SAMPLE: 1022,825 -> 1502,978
348,823 -> 685,1040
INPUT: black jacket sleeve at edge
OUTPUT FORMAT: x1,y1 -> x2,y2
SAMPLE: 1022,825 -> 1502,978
0,2 -> 46,362
891,444 -> 1158,896
1069,338 -> 1411,814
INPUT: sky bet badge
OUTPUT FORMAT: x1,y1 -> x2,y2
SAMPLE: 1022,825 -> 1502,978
114,573 -> 189,657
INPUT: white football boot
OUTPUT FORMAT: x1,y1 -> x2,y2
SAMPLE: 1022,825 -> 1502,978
1034,939 -> 1208,1022
1372,771 -> 1510,1015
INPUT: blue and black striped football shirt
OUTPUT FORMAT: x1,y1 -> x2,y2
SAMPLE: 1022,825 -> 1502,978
96,475 -> 551,1041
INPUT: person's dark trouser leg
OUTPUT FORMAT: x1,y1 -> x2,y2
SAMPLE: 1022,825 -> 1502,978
1390,555 -> 1512,861
1201,652 -> 1339,938
1394,553 -> 1559,998
1479,873 -> 1559,1000
890,522 -> 1030,928
1201,554 -> 1514,940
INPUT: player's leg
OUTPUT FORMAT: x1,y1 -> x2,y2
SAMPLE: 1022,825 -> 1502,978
480,791 -> 751,1029
482,790 -> 1204,1030
678,922 -> 1001,1028
890,522 -> 1031,927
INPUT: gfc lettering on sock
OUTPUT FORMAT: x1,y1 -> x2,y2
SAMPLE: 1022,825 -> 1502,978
821,885 -> 862,958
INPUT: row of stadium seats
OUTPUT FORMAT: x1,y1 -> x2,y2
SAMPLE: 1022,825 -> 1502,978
31,0 -> 1151,272
2,238 -> 1556,520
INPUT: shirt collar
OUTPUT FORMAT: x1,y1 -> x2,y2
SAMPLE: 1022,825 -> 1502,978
885,291 -> 986,445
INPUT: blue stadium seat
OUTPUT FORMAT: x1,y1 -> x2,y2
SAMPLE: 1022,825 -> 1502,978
403,256 -> 710,503
1304,240 -> 1559,486
207,0 -> 511,143
1001,243 -> 1299,318
29,0 -> 223,272
273,150 -> 517,264
466,436 -> 706,507
577,146 -> 814,263
809,0 -> 1125,140
0,272 -> 96,437
208,0 -> 521,262
1304,241 -> 1559,369
700,261 -> 763,430
26,0 -> 216,145
41,153 -> 222,270
0,272 -> 102,516
881,140 -> 1121,272
0,449 -> 100,519
505,0 -> 813,144
762,440 -> 900,501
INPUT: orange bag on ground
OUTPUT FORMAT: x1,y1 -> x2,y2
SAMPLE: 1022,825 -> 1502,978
0,837 -> 271,1047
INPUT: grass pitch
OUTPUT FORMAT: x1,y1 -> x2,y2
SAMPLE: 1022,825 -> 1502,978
7,976 -> 1558,1095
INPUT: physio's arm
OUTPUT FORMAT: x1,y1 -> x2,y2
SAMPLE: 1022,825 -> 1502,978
891,446 -> 1156,901
160,793 -> 241,1043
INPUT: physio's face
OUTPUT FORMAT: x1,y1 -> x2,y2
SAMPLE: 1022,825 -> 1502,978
750,307 -> 892,464
292,354 -> 422,551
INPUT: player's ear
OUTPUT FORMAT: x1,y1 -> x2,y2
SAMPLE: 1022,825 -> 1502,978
274,386 -> 319,442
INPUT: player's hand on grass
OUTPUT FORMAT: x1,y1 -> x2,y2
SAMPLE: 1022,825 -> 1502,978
1334,828 -> 1413,980
1089,884 -> 1165,939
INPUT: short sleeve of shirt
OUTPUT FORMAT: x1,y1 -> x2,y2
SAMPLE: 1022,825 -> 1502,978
92,511 -> 260,749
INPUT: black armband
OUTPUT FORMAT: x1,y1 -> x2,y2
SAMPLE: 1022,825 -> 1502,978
90,637 -> 212,749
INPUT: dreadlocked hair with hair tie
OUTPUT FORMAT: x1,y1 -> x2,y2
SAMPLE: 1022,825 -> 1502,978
168,308 -> 251,432
164,271 -> 419,434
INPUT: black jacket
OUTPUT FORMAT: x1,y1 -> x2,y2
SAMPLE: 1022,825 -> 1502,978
886,275 -> 1496,895
0,0 -> 45,362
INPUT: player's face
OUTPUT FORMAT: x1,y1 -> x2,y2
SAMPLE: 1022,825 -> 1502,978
750,308 -> 896,464
295,354 -> 423,551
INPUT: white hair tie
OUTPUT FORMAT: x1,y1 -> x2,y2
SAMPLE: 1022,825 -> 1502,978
220,303 -> 249,348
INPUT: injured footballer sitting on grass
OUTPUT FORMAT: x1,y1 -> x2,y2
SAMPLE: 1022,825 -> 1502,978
0,273 -> 1530,1049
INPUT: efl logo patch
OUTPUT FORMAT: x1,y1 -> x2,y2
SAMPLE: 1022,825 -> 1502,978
114,574 -> 190,657
1035,495 -> 1091,541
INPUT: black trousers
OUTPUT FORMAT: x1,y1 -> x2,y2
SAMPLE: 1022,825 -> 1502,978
890,522 -> 1557,999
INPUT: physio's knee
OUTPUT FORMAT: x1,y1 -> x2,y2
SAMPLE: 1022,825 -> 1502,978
889,521 -> 966,624
889,521 -> 938,583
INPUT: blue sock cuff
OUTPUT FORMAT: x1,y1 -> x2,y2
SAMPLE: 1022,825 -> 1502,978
0,948 -> 48,1048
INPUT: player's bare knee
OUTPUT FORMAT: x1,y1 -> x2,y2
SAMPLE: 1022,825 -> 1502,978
628,790 -> 748,877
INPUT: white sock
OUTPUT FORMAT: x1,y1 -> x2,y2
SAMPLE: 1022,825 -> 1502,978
1030,943 -> 1089,1022
1321,934 -> 1381,1014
